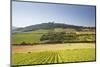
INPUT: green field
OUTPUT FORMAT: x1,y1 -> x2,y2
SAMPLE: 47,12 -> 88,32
12,29 -> 52,44
12,29 -> 95,44
12,28 -> 96,66
12,48 -> 95,66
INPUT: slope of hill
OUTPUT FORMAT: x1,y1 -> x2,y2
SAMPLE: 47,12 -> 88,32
12,26 -> 19,30
12,22 -> 95,32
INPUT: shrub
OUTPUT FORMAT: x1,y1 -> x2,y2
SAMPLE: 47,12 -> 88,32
20,42 -> 28,45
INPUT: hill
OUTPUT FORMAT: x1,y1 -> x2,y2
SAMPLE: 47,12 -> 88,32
12,22 -> 95,32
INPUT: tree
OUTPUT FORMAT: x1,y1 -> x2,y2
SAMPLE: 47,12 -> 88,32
40,31 -> 78,43
40,32 -> 67,43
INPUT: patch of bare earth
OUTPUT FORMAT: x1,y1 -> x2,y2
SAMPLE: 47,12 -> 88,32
12,43 -> 95,53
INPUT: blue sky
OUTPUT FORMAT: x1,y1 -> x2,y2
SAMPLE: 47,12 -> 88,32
12,1 -> 96,27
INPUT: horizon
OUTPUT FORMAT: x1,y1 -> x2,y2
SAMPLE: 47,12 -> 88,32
12,1 -> 96,27
13,22 -> 95,28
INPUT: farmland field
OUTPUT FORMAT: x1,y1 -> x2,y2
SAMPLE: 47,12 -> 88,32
12,29 -> 95,44
12,43 -> 96,66
12,28 -> 96,66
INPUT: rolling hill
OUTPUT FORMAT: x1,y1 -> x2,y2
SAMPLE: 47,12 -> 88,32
12,22 -> 95,32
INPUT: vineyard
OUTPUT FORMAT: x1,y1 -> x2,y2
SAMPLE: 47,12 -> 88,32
12,43 -> 95,66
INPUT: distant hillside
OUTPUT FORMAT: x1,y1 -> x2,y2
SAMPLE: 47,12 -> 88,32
12,26 -> 21,30
12,22 -> 95,32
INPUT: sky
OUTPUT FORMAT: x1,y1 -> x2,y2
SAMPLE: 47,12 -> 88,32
12,1 -> 96,27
